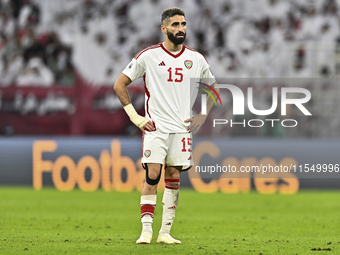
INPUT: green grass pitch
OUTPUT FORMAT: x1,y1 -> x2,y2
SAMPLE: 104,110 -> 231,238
0,187 -> 339,255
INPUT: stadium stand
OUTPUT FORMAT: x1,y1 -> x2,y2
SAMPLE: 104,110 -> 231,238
0,0 -> 339,136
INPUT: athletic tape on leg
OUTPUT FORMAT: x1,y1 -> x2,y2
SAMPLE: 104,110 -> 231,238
145,164 -> 162,185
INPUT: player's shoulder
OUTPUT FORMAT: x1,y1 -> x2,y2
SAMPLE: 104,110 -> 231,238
184,45 -> 209,63
134,43 -> 162,60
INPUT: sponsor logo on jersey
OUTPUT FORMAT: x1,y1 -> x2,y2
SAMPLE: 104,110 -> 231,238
159,61 -> 166,66
144,150 -> 151,158
168,206 -> 176,210
165,222 -> 172,225
184,60 -> 193,69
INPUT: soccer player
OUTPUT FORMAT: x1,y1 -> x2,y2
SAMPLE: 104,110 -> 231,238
114,7 -> 218,244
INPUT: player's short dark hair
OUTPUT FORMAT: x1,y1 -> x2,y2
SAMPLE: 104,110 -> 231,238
161,7 -> 186,24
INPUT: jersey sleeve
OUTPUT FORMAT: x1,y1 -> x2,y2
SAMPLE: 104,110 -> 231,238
122,57 -> 145,82
200,60 -> 216,86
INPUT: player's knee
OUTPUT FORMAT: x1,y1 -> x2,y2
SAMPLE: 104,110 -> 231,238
169,171 -> 180,180
148,171 -> 160,180
165,166 -> 181,179
145,164 -> 162,185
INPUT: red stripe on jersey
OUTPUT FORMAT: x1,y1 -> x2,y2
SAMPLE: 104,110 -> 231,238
143,76 -> 151,119
141,204 -> 155,218
134,44 -> 161,60
143,76 -> 156,131
185,45 -> 209,64
160,43 -> 186,58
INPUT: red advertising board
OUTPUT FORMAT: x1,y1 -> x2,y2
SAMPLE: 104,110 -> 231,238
0,72 -> 144,135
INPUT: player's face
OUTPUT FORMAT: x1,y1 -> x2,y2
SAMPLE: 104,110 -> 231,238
163,15 -> 187,45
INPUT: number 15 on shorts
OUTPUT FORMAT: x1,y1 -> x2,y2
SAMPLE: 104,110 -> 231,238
181,137 -> 192,152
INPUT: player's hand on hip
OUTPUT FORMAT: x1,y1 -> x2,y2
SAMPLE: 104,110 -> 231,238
141,121 -> 156,133
184,114 -> 207,134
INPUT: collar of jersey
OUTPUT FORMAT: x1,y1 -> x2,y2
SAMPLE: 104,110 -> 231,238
160,43 -> 185,58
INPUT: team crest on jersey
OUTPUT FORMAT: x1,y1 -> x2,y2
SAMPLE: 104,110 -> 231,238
144,150 -> 151,158
184,60 -> 193,69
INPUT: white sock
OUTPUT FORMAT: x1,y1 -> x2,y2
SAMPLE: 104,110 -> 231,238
140,195 -> 157,233
159,179 -> 180,235
141,215 -> 153,233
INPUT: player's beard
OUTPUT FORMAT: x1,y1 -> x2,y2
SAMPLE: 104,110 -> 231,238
167,30 -> 186,45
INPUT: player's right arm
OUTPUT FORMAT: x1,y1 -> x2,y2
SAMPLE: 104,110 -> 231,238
114,73 -> 155,132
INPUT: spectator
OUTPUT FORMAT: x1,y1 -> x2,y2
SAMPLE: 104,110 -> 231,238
264,0 -> 291,23
238,39 -> 260,77
18,0 -> 40,29
22,28 -> 46,63
0,9 -> 16,38
225,15 -> 247,56
289,44 -> 313,78
0,53 -> 23,86
16,57 -> 54,86
316,23 -> 338,76
45,32 -> 73,84
299,5 -> 323,40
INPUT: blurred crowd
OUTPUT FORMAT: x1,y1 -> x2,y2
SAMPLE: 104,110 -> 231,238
0,0 -> 340,87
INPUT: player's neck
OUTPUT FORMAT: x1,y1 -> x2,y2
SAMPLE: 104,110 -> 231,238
163,41 -> 182,52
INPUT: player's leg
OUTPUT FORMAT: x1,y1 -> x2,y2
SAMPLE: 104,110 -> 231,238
157,166 -> 182,244
141,163 -> 162,195
157,132 -> 192,244
136,163 -> 162,244
137,131 -> 168,244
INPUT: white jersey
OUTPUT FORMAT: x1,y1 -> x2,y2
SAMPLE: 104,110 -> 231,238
123,43 -> 215,133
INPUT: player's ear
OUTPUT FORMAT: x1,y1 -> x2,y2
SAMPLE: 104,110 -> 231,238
161,24 -> 166,34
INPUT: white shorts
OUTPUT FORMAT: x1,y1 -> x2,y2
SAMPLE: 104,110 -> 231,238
141,130 -> 193,171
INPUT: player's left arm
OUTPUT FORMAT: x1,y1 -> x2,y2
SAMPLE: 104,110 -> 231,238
185,81 -> 219,134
